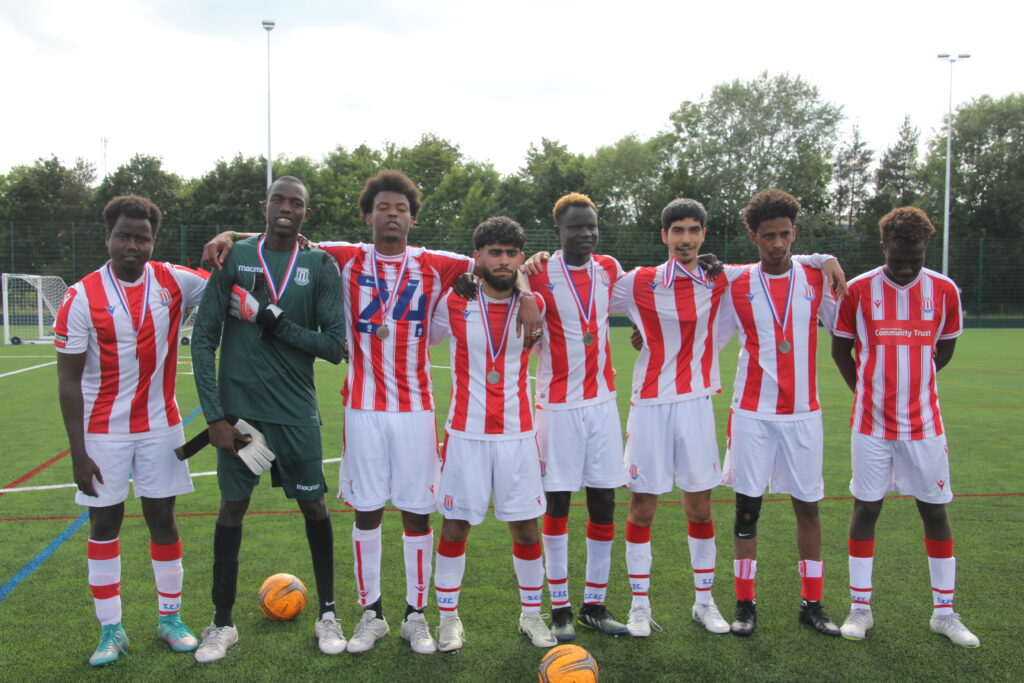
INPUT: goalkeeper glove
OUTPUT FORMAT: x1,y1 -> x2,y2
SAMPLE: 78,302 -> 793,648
233,418 -> 276,475
229,274 -> 284,331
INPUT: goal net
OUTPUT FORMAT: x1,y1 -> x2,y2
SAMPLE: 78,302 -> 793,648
2,273 -> 69,344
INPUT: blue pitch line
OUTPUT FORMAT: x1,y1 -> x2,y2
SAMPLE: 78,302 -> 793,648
0,406 -> 202,604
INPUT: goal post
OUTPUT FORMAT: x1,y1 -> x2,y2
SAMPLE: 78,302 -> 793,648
2,273 -> 69,344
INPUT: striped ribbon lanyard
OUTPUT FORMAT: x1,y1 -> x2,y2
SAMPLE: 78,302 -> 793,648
256,235 -> 300,303
368,247 -> 410,340
756,264 -> 796,354
477,283 -> 517,385
558,253 -> 597,346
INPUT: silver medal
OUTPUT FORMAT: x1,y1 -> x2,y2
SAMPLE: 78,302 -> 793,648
486,370 -> 501,385
778,339 -> 792,354
375,325 -> 390,340
582,332 -> 595,346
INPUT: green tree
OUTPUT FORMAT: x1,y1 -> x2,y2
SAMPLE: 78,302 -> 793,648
418,161 -> 500,253
668,72 -> 842,235
920,93 -> 1024,240
864,116 -> 922,230
501,139 -> 586,232
0,156 -> 95,223
383,133 -> 462,199
182,154 -> 267,228
314,144 -> 383,241
832,125 -> 874,230
94,154 -> 185,224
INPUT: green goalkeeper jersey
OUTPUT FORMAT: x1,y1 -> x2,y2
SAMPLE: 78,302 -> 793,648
191,236 -> 345,427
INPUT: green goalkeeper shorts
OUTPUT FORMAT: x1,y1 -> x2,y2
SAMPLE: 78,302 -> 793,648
216,419 -> 327,501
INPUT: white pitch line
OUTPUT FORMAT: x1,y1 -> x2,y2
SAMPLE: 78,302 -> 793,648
0,361 -> 57,378
0,457 -> 344,494
0,355 -> 57,359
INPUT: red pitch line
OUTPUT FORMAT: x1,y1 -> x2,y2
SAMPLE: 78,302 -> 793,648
2,494 -> 1021,524
0,449 -> 70,498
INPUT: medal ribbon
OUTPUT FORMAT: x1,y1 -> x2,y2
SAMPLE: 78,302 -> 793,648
663,258 -> 707,289
369,247 -> 411,325
106,262 -> 151,337
558,253 -> 597,333
756,264 -> 796,339
476,283 -> 518,369
256,235 -> 300,304
673,259 -> 709,288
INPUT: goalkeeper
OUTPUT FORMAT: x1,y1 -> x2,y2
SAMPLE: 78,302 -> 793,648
190,176 -> 347,662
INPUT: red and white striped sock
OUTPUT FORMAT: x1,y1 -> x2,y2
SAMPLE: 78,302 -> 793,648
403,528 -> 433,611
798,559 -> 824,602
542,515 -> 570,610
625,522 -> 652,609
513,541 -> 544,613
848,538 -> 874,611
151,538 -> 183,616
687,521 -> 716,605
88,538 -> 121,626
352,525 -> 382,607
733,558 -> 757,602
584,520 -> 614,605
925,537 -> 956,616
435,538 -> 466,616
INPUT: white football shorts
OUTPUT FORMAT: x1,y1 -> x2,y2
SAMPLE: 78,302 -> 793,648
75,426 -> 193,507
536,399 -> 625,492
850,432 -> 953,504
339,408 -> 440,514
623,396 -> 722,495
721,410 -> 824,502
438,432 -> 545,525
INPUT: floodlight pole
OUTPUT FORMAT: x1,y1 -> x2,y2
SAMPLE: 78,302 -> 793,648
263,20 -> 276,189
937,53 -> 970,276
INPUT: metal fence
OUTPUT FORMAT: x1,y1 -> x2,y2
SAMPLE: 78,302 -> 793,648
3,221 -> 1021,317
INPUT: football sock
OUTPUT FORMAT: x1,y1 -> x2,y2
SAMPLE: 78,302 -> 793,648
365,598 -> 383,620
798,559 -> 824,602
304,515 -> 335,617
733,558 -> 757,602
542,515 -> 570,610
403,528 -> 433,612
88,537 -> 121,626
687,521 -> 716,606
848,538 -> 875,610
151,538 -> 183,616
212,524 -> 242,627
625,522 -> 652,609
512,541 -> 544,613
925,537 -> 956,616
435,538 -> 466,616
352,524 -> 382,608
584,520 -> 614,605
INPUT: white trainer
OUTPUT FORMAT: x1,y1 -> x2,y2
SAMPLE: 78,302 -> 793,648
400,612 -> 437,654
518,612 -> 557,648
347,610 -> 390,653
840,609 -> 874,640
626,605 -> 662,638
437,613 -> 465,653
195,623 -> 238,663
315,614 -> 347,655
930,613 -> 980,647
692,598 -> 731,634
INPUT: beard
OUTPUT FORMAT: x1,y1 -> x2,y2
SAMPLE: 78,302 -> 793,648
480,267 -> 517,293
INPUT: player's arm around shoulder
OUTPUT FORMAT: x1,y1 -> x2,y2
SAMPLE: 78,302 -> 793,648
271,249 -> 347,364
428,289 -> 455,346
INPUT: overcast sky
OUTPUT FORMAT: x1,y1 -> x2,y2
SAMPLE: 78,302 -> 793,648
1,0 -> 1020,182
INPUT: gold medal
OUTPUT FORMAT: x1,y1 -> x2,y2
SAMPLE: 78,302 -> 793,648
583,332 -> 595,346
778,339 -> 792,354
486,370 -> 501,385
375,325 -> 390,340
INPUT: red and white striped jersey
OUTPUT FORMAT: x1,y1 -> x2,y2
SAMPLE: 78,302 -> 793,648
319,242 -> 473,412
429,290 -> 545,439
529,252 -> 624,409
53,261 -> 207,439
609,260 -> 731,405
834,266 -> 962,440
727,262 -> 837,420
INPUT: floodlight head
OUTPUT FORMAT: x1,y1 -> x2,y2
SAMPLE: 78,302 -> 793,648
262,20 -> 276,31
958,53 -> 971,59
937,53 -> 951,59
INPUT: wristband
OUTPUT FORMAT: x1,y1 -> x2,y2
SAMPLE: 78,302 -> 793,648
231,231 -> 240,241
